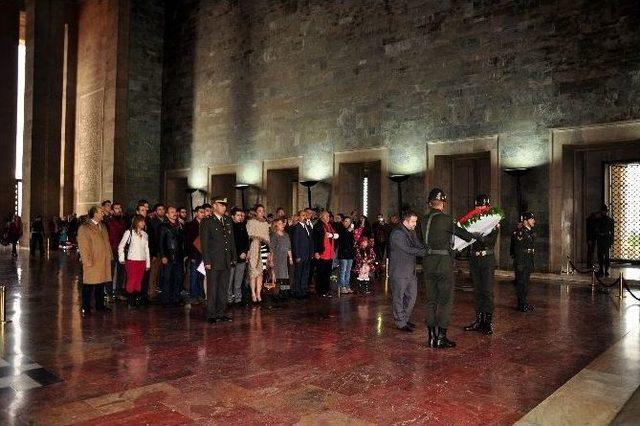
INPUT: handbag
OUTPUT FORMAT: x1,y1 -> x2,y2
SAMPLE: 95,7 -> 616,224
262,266 -> 277,292
123,230 -> 133,260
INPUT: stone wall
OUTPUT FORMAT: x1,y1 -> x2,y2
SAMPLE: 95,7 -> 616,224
164,1 -> 639,270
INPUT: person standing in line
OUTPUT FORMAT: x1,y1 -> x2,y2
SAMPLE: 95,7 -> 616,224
228,207 -> 250,304
269,218 -> 293,297
158,206 -> 185,307
354,237 -> 376,294
118,215 -> 150,306
147,203 -> 166,301
464,194 -> 500,335
200,197 -> 237,323
77,206 -> 113,316
106,202 -> 127,299
291,209 -> 314,299
422,188 -> 476,349
389,211 -> 427,332
372,213 -> 390,263
312,210 -> 339,298
511,212 -> 536,312
336,216 -> 355,295
185,205 -> 206,304
246,204 -> 270,303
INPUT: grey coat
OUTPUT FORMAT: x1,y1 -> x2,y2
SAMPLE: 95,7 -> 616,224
389,225 -> 427,278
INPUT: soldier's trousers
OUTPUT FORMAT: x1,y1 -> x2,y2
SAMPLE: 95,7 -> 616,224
597,241 -> 611,274
391,274 -> 417,327
207,268 -> 231,319
469,255 -> 495,314
424,267 -> 455,328
514,266 -> 532,306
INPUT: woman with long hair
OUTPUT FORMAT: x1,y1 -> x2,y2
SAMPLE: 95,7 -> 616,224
118,215 -> 150,306
246,204 -> 270,303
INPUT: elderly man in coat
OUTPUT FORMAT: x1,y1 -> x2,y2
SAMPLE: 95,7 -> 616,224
77,206 -> 113,316
389,211 -> 427,332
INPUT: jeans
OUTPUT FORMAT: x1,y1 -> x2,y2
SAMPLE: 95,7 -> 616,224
160,260 -> 184,305
189,259 -> 205,300
338,258 -> 353,289
228,262 -> 246,302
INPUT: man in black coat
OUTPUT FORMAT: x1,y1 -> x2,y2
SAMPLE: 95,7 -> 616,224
158,206 -> 185,306
595,204 -> 614,277
200,196 -> 237,323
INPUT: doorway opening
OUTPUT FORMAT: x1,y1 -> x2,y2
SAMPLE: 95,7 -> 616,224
210,173 -> 237,208
266,168 -> 299,215
606,161 -> 640,262
338,160 -> 381,217
14,11 -> 26,216
434,152 -> 491,219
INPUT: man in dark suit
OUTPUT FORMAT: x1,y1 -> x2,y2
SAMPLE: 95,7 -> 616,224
200,196 -> 237,323
389,211 -> 427,332
291,209 -> 314,298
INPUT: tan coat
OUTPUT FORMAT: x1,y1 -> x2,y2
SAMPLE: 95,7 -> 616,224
77,220 -> 113,284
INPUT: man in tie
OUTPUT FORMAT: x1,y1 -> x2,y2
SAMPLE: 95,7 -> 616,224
200,196 -> 237,323
292,209 -> 314,298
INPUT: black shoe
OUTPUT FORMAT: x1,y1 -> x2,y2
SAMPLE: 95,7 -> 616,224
81,308 -> 91,317
435,328 -> 456,349
207,317 -> 221,324
464,312 -> 483,332
221,316 -> 233,322
524,303 -> 534,312
407,321 -> 416,329
397,325 -> 414,332
482,313 -> 494,335
427,326 -> 437,348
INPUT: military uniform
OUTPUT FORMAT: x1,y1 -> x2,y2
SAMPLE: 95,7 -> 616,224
463,194 -> 499,335
466,227 -> 499,333
511,221 -> 535,311
595,210 -> 614,277
200,198 -> 237,322
422,188 -> 476,348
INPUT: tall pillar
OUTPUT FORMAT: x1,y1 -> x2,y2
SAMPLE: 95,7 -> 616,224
0,3 -> 19,222
22,0 -> 67,236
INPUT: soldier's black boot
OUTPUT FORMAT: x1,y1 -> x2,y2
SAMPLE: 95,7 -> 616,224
482,313 -> 494,335
435,328 -> 456,349
464,312 -> 483,332
427,326 -> 437,348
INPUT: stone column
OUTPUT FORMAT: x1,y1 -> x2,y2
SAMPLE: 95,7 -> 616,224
22,0 -> 69,243
0,2 -> 19,223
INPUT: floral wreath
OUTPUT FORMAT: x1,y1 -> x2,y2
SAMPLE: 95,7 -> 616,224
457,205 -> 506,227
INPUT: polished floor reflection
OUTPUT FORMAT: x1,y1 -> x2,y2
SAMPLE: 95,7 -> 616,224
0,249 -> 638,425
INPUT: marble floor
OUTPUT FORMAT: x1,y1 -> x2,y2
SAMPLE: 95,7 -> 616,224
0,248 -> 638,425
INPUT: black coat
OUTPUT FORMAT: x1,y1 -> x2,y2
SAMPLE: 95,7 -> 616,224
232,221 -> 250,262
158,220 -> 185,263
291,222 -> 314,261
200,215 -> 237,270
337,226 -> 355,259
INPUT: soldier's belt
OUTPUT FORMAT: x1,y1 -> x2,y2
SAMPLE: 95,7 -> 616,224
472,250 -> 494,257
526,249 -> 535,254
427,249 -> 450,256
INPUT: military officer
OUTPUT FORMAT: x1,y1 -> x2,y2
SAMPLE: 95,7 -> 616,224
511,211 -> 535,312
594,204 -> 614,277
464,194 -> 499,335
200,196 -> 237,323
423,188 -> 477,349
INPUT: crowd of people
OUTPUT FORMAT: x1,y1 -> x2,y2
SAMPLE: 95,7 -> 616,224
7,186 -> 616,350
69,198 -> 395,322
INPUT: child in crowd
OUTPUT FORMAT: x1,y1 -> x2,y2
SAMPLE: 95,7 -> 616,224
354,237 -> 376,294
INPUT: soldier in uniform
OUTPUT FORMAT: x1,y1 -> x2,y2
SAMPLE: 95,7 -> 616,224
595,204 -> 614,277
423,188 -> 477,349
464,194 -> 499,335
511,211 -> 535,312
200,196 -> 237,323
